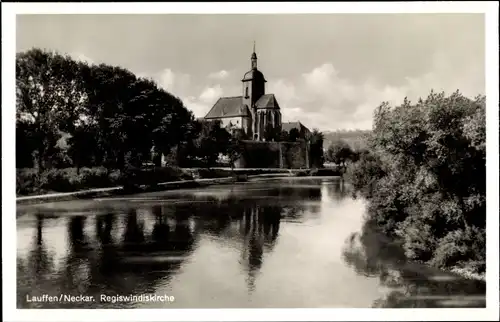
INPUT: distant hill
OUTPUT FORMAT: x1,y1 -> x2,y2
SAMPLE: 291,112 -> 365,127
322,129 -> 371,150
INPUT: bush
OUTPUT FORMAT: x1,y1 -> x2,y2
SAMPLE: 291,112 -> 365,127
77,167 -> 110,188
17,167 -> 121,196
39,168 -> 77,192
16,168 -> 39,195
16,166 -> 202,196
430,226 -> 486,273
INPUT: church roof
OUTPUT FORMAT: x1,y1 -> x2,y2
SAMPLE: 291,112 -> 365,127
204,96 -> 251,119
282,121 -> 311,134
255,94 -> 280,110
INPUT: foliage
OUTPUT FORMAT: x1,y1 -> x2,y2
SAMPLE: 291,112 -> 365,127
16,48 -> 213,194
346,90 -> 486,274
325,139 -> 357,170
322,129 -> 371,151
17,167 -> 114,195
187,119 -> 232,168
277,130 -> 290,142
16,48 -> 194,174
288,128 -> 300,142
309,129 -> 325,168
263,124 -> 281,142
16,49 -> 86,173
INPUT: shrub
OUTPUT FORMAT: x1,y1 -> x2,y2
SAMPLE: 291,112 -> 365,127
77,167 -> 110,188
39,168 -> 77,192
17,167 -> 122,195
430,226 -> 486,273
16,168 -> 39,195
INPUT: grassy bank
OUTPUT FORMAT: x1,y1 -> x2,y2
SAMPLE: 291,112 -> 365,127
16,167 -> 319,198
16,167 -> 252,197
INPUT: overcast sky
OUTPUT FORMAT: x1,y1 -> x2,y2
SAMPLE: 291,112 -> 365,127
16,14 -> 485,131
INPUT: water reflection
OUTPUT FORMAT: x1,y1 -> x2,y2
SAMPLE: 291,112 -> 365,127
17,184 -> 313,308
17,178 -> 485,308
342,218 -> 486,308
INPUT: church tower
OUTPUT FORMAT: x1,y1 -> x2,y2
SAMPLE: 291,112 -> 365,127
242,43 -> 266,139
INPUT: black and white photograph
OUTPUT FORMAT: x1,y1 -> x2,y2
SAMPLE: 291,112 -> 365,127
2,2 -> 499,321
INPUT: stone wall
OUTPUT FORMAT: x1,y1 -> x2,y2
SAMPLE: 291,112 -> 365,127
236,140 -> 310,169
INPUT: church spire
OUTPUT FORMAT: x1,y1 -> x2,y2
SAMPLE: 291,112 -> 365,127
251,41 -> 257,70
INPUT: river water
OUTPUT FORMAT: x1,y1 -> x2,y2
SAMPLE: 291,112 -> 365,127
16,177 -> 486,309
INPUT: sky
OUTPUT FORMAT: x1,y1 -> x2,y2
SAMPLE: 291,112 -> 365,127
16,14 -> 485,131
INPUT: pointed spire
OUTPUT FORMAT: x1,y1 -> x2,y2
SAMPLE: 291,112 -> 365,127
251,41 -> 257,69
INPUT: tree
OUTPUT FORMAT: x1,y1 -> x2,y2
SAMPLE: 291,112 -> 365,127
326,140 -> 353,169
277,130 -> 290,142
346,90 -> 486,274
226,135 -> 243,171
16,48 -> 86,173
264,124 -> 280,142
288,128 -> 300,142
190,120 -> 232,168
309,129 -> 324,168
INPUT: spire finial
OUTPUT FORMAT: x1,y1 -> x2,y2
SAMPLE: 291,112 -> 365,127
251,41 -> 257,69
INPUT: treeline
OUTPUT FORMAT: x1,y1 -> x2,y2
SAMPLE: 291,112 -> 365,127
345,90 -> 486,276
16,48 -> 238,195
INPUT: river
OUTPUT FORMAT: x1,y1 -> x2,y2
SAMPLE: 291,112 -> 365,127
16,177 -> 486,309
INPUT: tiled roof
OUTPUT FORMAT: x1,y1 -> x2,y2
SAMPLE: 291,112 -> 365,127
204,96 -> 250,119
282,121 -> 311,134
255,94 -> 280,109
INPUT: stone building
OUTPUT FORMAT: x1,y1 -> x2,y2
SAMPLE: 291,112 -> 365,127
204,46 -> 309,141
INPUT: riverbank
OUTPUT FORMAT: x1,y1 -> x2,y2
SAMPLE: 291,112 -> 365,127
16,172 -> 308,206
16,166 -> 342,205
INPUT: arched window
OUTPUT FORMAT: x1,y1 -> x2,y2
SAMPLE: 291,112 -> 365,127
245,87 -> 249,98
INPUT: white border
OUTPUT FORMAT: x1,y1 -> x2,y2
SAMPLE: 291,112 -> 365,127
2,2 -> 499,321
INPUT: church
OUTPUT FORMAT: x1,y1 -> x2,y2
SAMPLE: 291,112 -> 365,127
203,46 -> 310,141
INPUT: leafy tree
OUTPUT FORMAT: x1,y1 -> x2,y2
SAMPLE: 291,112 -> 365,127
277,130 -> 290,142
16,47 -> 199,193
16,48 -> 86,173
326,140 -> 354,169
309,129 -> 324,168
346,90 -> 486,274
191,120 -> 231,168
226,135 -> 243,171
288,128 -> 300,142
264,124 -> 280,142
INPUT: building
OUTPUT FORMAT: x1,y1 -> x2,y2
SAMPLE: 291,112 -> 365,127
203,46 -> 310,141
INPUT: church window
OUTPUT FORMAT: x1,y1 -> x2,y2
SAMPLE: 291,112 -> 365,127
245,87 -> 249,98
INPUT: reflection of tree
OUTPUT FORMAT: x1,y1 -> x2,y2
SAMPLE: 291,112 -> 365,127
342,219 -> 486,308
104,207 -> 197,297
123,209 -> 145,251
19,206 -> 199,308
96,212 -> 114,245
62,216 -> 94,301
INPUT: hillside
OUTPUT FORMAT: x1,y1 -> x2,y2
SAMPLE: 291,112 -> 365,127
322,129 -> 371,150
